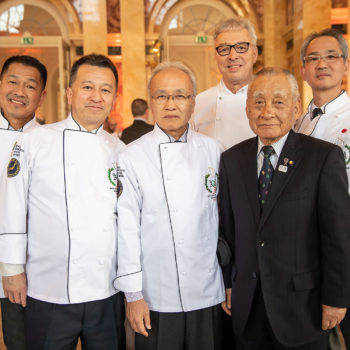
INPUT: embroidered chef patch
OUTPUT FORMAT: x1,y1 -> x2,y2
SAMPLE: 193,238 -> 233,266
7,158 -> 20,177
108,164 -> 124,198
335,129 -> 350,168
205,167 -> 218,199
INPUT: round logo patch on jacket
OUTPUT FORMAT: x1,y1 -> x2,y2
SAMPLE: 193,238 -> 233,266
7,158 -> 20,177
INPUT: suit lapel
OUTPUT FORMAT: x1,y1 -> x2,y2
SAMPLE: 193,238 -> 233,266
258,131 -> 303,231
240,137 -> 260,225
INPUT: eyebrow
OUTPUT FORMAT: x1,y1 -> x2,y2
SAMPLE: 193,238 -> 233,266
81,80 -> 114,89
153,88 -> 187,94
307,49 -> 338,56
252,90 -> 287,98
7,74 -> 39,84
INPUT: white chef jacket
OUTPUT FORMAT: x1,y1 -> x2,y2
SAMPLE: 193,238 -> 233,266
191,80 -> 255,150
295,91 -> 350,193
0,113 -> 38,299
0,114 -> 125,304
114,124 -> 225,313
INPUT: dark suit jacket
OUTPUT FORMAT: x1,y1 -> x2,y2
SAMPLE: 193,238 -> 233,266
219,130 -> 350,347
120,119 -> 153,144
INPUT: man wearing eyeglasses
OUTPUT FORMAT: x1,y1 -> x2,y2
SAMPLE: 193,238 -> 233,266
295,27 -> 350,347
115,62 -> 225,350
191,17 -> 258,150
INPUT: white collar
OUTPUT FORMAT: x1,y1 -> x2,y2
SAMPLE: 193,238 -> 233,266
257,132 -> 290,159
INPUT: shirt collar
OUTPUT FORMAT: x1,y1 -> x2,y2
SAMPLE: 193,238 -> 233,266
219,79 -> 248,96
133,117 -> 147,122
257,132 -> 289,159
0,111 -> 36,131
154,123 -> 189,143
308,90 -> 346,115
69,113 -> 102,134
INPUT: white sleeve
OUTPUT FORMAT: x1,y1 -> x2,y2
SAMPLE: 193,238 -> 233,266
0,263 -> 25,276
0,133 -> 29,264
113,151 -> 143,293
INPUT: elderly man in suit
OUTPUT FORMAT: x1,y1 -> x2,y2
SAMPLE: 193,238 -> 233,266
219,67 -> 350,349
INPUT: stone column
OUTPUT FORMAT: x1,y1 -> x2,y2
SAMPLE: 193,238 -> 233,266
293,0 -> 331,110
82,0 -> 108,55
120,0 -> 147,128
263,0 -> 287,68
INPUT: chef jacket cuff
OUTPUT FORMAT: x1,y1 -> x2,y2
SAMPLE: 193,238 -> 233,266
125,291 -> 143,302
0,263 -> 25,276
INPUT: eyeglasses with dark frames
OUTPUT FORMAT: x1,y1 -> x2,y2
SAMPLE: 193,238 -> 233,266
215,42 -> 251,56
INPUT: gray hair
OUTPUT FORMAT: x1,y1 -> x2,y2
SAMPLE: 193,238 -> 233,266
214,17 -> 257,46
148,61 -> 197,96
249,67 -> 300,101
300,28 -> 349,65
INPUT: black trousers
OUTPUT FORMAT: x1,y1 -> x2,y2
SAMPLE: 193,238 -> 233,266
25,293 -> 126,350
236,283 -> 329,350
135,304 -> 224,350
0,298 -> 26,350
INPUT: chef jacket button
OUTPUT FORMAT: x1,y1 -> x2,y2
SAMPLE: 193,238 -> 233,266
73,260 -> 78,264
166,177 -> 171,181
259,241 -> 265,247
218,96 -> 222,100
103,228 -> 108,232
70,228 -> 74,232
178,240 -> 184,245
252,272 -> 257,278
181,271 -> 186,275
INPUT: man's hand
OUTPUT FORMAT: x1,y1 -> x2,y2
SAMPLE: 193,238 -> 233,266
126,298 -> 151,336
221,288 -> 232,316
2,272 -> 27,307
322,304 -> 346,330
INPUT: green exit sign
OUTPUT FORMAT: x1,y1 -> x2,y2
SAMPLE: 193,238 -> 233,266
195,35 -> 208,44
21,37 -> 34,45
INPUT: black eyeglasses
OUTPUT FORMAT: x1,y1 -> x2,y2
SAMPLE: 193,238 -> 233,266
215,42 -> 251,56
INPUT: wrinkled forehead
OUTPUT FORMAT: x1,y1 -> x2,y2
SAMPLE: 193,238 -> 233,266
249,74 -> 292,97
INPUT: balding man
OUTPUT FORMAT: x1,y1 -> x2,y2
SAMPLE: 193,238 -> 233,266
115,62 -> 225,350
219,67 -> 350,349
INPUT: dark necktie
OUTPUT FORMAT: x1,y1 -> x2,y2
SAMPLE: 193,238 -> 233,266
258,146 -> 275,209
311,107 -> 323,120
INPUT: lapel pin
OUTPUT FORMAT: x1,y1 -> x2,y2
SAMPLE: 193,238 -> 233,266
278,158 -> 289,173
278,164 -> 288,173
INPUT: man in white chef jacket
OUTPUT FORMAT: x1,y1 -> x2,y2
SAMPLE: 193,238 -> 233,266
0,55 -> 46,350
295,27 -> 350,347
0,54 -> 125,350
115,61 -> 225,350
191,17 -> 258,150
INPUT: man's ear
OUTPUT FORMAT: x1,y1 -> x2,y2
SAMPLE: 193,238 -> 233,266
294,97 -> 302,121
66,87 -> 73,105
38,90 -> 47,108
